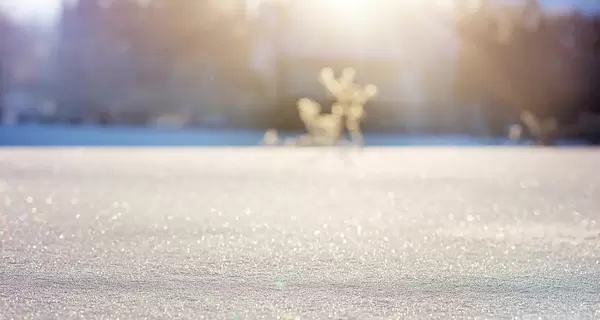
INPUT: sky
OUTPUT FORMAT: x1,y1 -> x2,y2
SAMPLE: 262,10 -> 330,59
0,0 -> 597,24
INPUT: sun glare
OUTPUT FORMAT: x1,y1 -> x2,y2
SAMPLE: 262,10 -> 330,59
322,0 -> 365,13
312,0 -> 376,28
0,0 -> 61,22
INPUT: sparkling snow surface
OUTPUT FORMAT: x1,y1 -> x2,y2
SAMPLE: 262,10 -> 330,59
1,148 -> 599,319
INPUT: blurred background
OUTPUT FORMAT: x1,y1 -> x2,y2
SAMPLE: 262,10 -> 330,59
0,0 -> 598,145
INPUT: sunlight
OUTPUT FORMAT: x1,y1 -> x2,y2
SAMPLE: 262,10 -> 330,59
319,0 -> 453,12
0,0 -> 62,22
306,0 -> 452,25
320,0 -> 366,13
307,0 -> 383,30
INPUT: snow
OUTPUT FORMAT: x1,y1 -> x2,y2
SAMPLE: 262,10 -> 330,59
0,147 -> 599,319
0,124 -> 590,147
0,125 -> 268,146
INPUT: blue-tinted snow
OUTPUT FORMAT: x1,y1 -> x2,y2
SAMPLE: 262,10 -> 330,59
0,125 -> 589,146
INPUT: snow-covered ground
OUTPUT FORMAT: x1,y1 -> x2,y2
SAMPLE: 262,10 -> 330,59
0,124 -> 589,146
0,147 -> 599,319
0,125 -> 269,146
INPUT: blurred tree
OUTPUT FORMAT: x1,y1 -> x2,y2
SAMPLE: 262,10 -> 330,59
557,14 -> 600,143
0,11 -> 9,122
145,0 -> 257,126
55,0 -> 108,122
474,4 -> 600,144
54,0 -> 257,126
0,11 -> 40,123
453,0 -> 498,135
452,0 -> 576,138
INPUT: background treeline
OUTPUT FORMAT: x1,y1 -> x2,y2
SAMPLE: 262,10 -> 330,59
0,0 -> 598,141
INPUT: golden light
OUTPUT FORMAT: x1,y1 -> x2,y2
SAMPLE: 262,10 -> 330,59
276,0 -> 461,41
305,0 -> 386,30
303,0 -> 454,24
309,0 -> 373,27
320,0 -> 367,14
